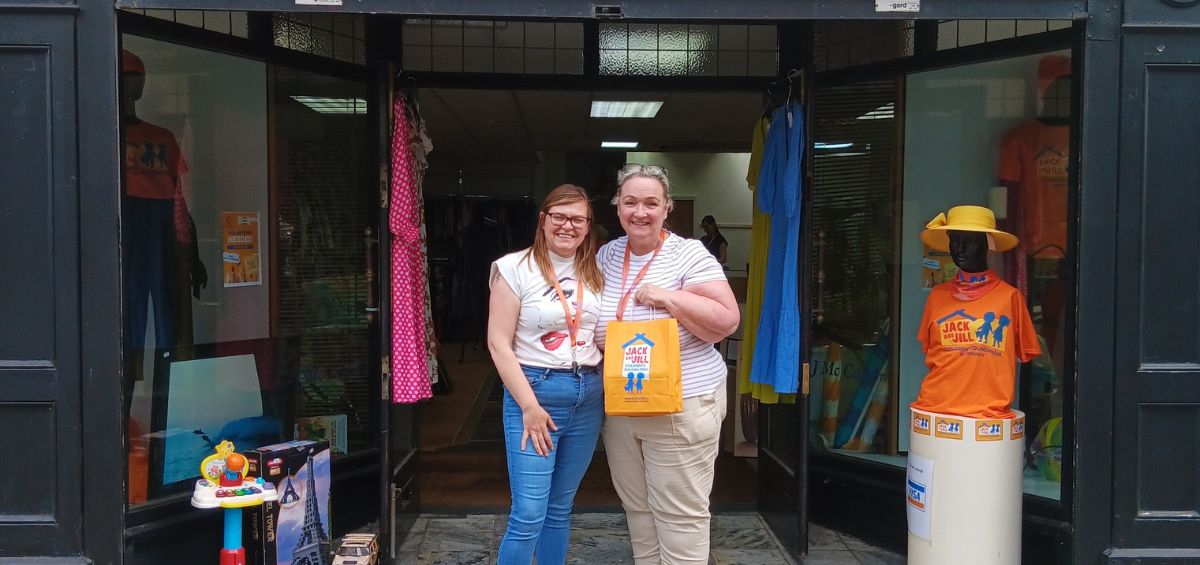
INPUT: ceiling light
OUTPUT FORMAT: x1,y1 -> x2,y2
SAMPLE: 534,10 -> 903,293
814,142 -> 853,150
601,141 -> 639,149
290,96 -> 367,115
857,103 -> 895,120
591,101 -> 664,119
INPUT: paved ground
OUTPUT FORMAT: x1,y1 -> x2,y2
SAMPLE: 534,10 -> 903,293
388,512 -> 904,564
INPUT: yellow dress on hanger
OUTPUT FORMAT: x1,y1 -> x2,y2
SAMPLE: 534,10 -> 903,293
739,115 -> 796,405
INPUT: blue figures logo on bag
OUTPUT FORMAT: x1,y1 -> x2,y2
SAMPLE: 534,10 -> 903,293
621,334 -> 655,394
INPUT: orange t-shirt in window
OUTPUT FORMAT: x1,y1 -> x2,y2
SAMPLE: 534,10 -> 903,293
913,280 -> 1040,419
997,120 -> 1070,258
124,120 -> 188,200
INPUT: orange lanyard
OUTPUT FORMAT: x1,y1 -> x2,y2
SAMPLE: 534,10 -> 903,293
548,269 -> 584,355
617,230 -> 667,321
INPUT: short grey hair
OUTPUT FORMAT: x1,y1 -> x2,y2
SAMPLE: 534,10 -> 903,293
612,163 -> 673,210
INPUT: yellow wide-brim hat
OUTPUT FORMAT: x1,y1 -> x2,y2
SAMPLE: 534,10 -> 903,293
920,205 -> 1018,252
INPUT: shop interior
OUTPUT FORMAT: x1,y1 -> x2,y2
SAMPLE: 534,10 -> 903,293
117,10 -> 1076,561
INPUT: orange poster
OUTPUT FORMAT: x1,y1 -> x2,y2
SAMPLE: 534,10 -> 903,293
221,212 -> 261,287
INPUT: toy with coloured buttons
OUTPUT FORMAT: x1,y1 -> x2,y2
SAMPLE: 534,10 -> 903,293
191,441 -> 279,565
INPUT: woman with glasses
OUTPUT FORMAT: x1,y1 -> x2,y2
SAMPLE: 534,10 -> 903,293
594,164 -> 741,564
487,184 -> 605,565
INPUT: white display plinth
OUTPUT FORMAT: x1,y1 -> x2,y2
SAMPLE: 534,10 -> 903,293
907,407 -> 1025,565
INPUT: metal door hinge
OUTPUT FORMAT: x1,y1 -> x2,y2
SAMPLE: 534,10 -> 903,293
382,356 -> 391,399
801,362 -> 810,395
379,164 -> 390,208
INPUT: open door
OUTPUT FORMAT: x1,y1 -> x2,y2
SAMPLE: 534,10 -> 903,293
755,68 -> 814,559
371,62 -> 422,560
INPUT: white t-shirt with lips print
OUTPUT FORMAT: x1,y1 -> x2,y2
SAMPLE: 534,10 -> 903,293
491,250 -> 603,369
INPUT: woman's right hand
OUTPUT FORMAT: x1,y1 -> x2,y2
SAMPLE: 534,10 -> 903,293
521,404 -> 558,457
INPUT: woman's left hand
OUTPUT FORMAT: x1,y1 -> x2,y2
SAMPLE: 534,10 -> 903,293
634,284 -> 675,310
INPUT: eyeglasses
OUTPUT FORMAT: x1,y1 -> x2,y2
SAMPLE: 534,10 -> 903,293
545,212 -> 591,229
619,163 -> 668,178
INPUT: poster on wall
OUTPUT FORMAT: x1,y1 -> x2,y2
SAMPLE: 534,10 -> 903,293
222,211 -> 262,287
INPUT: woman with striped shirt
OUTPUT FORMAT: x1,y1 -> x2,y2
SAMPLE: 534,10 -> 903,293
595,164 -> 741,565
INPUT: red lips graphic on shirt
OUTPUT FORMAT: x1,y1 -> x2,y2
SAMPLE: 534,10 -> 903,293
540,332 -> 567,351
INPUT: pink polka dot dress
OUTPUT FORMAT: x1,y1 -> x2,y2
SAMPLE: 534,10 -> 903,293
389,96 -> 432,403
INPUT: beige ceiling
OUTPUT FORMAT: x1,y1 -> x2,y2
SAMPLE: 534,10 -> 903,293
417,88 -> 763,161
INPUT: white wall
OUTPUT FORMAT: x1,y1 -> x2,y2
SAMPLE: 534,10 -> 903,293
626,152 -> 754,274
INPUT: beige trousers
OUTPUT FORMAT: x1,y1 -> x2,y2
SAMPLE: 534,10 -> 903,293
602,381 -> 728,565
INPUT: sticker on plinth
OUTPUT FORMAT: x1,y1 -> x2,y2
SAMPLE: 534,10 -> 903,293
912,412 -> 931,436
906,453 -> 934,541
620,333 -> 655,401
934,416 -> 963,440
1011,417 -> 1026,440
976,419 -> 1003,442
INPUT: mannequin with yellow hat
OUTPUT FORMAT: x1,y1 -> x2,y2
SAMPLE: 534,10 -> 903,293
905,205 -> 1040,565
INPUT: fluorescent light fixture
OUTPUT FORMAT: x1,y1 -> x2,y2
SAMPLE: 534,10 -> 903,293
601,141 -> 639,149
591,100 -> 664,119
814,142 -> 853,150
857,102 -> 895,120
290,96 -> 367,115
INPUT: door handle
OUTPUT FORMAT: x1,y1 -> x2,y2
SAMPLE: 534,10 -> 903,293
802,362 -> 810,395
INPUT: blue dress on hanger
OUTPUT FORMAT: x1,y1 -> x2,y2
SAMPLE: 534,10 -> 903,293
749,100 -> 804,393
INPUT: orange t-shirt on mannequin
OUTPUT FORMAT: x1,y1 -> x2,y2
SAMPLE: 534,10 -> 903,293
913,274 -> 1041,419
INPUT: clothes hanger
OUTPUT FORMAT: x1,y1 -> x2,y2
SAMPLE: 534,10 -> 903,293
761,81 -> 777,118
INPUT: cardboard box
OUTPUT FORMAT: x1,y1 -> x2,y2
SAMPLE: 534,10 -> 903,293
244,440 -> 331,565
294,415 -> 348,456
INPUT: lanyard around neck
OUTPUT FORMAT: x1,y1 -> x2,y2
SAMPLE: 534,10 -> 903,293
548,264 -> 583,353
617,230 -> 667,321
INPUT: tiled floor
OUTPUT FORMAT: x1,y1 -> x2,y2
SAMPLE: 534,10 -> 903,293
388,512 -> 904,564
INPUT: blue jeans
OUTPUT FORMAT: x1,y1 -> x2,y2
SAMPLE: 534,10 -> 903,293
497,364 -> 604,565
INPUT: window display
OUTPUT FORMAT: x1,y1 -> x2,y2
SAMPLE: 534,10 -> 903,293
122,36 -> 374,508
809,51 -> 1072,502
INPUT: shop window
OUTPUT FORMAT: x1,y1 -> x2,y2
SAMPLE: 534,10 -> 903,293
402,19 -> 585,75
936,20 -> 1072,50
122,35 -> 374,508
598,23 -> 777,77
274,12 -> 368,66
897,51 -> 1072,500
812,21 -> 915,73
808,79 -> 901,464
123,9 -> 251,38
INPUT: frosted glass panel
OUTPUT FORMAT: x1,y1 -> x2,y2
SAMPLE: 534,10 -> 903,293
431,20 -> 462,46
747,25 -> 778,51
630,24 -> 658,50
431,46 -> 463,72
718,51 -> 746,76
403,20 -> 432,45
464,47 -> 493,72
987,20 -> 1017,41
600,49 -> 628,74
599,23 -> 627,50
525,49 -> 554,74
629,51 -> 657,75
464,22 -> 493,47
556,23 -> 584,48
495,47 -> 523,73
689,25 -> 716,51
555,49 -> 584,75
659,24 -> 687,51
495,21 -> 524,47
402,46 -> 430,71
719,25 -> 747,50
659,50 -> 687,76
688,50 -> 717,76
526,22 -> 555,48
749,51 -> 777,77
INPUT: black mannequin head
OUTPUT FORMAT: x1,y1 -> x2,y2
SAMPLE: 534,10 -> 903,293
948,230 -> 989,273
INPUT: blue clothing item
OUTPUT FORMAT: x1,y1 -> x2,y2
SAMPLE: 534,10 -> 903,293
497,364 -> 604,565
123,196 -> 179,350
749,101 -> 805,394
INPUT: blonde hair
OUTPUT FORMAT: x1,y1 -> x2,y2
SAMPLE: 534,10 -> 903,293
612,163 -> 673,211
524,184 -> 603,292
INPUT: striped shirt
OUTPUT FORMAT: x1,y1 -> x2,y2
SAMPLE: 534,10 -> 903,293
595,232 -> 729,398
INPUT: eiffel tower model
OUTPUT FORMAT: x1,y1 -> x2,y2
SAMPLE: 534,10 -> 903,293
289,453 -> 329,565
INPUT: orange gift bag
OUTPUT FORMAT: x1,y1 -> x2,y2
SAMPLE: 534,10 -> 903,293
604,231 -> 683,416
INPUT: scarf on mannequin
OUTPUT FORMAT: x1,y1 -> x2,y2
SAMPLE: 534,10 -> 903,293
952,269 -> 1001,301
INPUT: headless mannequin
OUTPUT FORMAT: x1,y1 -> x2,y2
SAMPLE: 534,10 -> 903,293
121,64 -> 207,417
